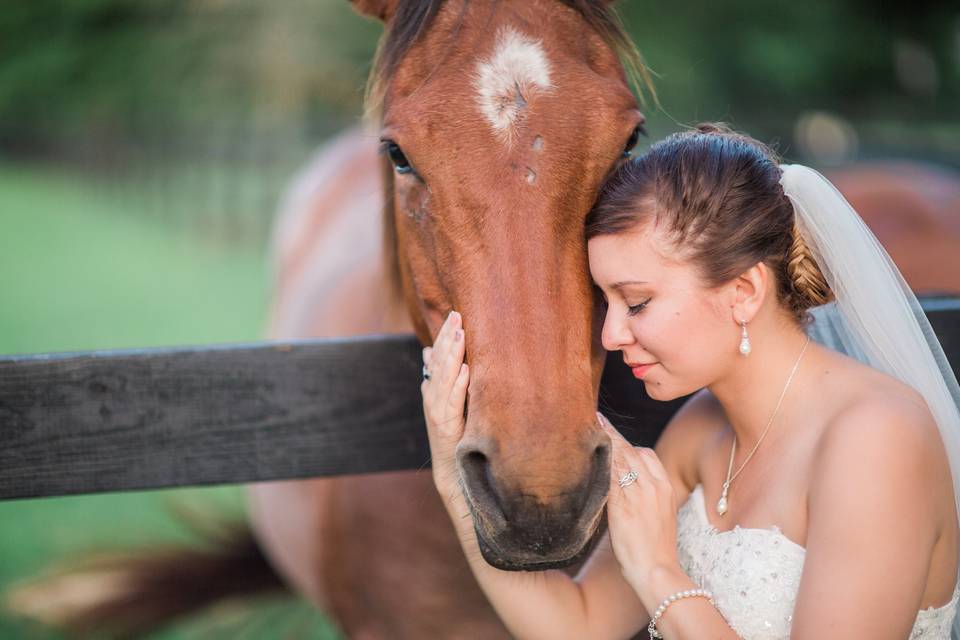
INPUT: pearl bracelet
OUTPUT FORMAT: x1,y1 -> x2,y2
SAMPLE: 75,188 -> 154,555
647,588 -> 715,639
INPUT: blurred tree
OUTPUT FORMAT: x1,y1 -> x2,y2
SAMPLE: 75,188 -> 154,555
0,0 -> 955,164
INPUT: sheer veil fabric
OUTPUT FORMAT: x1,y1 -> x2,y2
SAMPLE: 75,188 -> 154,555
782,164 -> 960,635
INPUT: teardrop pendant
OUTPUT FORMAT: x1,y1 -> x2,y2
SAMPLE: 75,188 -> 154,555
717,482 -> 730,516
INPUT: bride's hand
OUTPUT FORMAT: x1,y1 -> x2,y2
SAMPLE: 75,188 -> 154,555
421,311 -> 470,505
597,412 -> 681,588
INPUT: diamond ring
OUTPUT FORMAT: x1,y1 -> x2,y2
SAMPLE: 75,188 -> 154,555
618,470 -> 638,488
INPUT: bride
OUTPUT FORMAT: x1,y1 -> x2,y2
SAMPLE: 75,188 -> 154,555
420,123 -> 960,639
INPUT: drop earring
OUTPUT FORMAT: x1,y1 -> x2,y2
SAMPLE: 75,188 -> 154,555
739,321 -> 751,356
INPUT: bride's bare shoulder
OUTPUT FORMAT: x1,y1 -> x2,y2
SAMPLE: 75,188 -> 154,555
815,346 -> 933,429
811,346 -> 946,488
655,388 -> 727,496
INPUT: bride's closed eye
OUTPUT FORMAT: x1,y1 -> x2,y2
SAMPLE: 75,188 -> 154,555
627,298 -> 651,316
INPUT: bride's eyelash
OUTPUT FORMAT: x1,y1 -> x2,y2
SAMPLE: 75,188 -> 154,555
627,298 -> 651,316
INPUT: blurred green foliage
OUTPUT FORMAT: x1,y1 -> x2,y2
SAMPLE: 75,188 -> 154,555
0,0 -> 381,156
0,0 -> 956,161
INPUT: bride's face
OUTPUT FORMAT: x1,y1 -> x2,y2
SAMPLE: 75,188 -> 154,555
589,225 -> 735,400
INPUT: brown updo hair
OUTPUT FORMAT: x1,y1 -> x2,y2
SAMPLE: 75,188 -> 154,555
585,123 -> 833,325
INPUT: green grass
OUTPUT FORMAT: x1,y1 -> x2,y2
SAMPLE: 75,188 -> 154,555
0,164 -> 271,354
0,163 -> 341,639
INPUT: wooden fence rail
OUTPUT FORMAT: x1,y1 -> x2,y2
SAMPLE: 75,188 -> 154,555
2,297 -> 958,501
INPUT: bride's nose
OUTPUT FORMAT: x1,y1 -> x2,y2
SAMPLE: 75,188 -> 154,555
601,305 -> 636,351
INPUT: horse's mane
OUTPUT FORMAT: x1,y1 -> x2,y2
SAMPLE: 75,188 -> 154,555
369,0 -> 653,310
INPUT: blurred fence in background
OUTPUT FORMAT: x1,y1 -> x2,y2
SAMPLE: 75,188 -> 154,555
75,124 -> 328,247
1,0 -> 957,249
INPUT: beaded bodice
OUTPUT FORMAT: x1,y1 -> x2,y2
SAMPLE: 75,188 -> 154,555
676,484 -> 959,639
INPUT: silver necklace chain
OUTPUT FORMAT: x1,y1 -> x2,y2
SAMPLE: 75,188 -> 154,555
717,335 -> 812,516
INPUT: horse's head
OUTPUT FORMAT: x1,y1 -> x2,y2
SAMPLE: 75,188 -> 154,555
353,0 -> 646,570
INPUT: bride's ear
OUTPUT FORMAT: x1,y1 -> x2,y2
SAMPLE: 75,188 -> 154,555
730,262 -> 769,324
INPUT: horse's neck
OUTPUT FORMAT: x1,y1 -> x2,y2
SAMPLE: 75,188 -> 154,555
267,125 -> 412,340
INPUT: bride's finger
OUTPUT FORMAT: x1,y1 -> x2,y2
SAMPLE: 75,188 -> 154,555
634,447 -> 670,488
597,413 -> 634,458
432,313 -> 459,374
440,327 -> 465,386
447,363 -> 469,418
435,321 -> 463,387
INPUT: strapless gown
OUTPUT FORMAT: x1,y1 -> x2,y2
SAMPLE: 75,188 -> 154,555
676,484 -> 959,638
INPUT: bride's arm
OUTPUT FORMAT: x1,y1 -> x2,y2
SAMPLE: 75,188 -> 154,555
791,399 -> 946,638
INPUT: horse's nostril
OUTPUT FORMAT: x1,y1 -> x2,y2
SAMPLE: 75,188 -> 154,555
592,440 -> 612,490
593,440 -> 611,466
461,450 -> 487,478
460,449 -> 507,521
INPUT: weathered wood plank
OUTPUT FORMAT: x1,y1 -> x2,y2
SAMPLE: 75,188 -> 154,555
0,336 -> 428,500
1,297 -> 958,500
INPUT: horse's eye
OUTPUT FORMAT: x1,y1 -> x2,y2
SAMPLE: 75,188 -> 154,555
623,124 -> 647,157
385,142 -> 413,174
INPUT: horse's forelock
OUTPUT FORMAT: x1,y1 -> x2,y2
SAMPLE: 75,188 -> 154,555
363,0 -> 653,121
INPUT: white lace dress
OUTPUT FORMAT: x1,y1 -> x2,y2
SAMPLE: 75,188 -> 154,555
676,484 -> 960,639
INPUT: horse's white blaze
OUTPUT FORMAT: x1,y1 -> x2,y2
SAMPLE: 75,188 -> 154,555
474,28 -> 552,141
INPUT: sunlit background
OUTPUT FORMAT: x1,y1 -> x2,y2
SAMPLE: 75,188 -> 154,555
1,0 -> 957,637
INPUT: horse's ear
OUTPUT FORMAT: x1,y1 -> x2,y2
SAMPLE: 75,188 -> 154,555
349,0 -> 399,22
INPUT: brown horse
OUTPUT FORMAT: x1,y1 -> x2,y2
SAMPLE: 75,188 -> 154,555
249,1 -> 648,636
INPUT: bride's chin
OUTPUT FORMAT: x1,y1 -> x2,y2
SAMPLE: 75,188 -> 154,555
644,378 -> 684,402
643,379 -> 667,400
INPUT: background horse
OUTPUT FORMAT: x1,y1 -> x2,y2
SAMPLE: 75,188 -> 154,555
826,162 -> 960,295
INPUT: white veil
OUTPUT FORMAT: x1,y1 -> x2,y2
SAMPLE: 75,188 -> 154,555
781,164 -> 960,634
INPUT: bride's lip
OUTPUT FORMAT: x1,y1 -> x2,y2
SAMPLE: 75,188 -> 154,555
628,362 -> 657,379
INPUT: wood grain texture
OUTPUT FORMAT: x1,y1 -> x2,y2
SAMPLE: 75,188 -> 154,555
0,336 -> 428,500
1,297 -> 957,500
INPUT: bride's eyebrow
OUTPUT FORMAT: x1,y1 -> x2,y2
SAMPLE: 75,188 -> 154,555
611,280 -> 649,291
